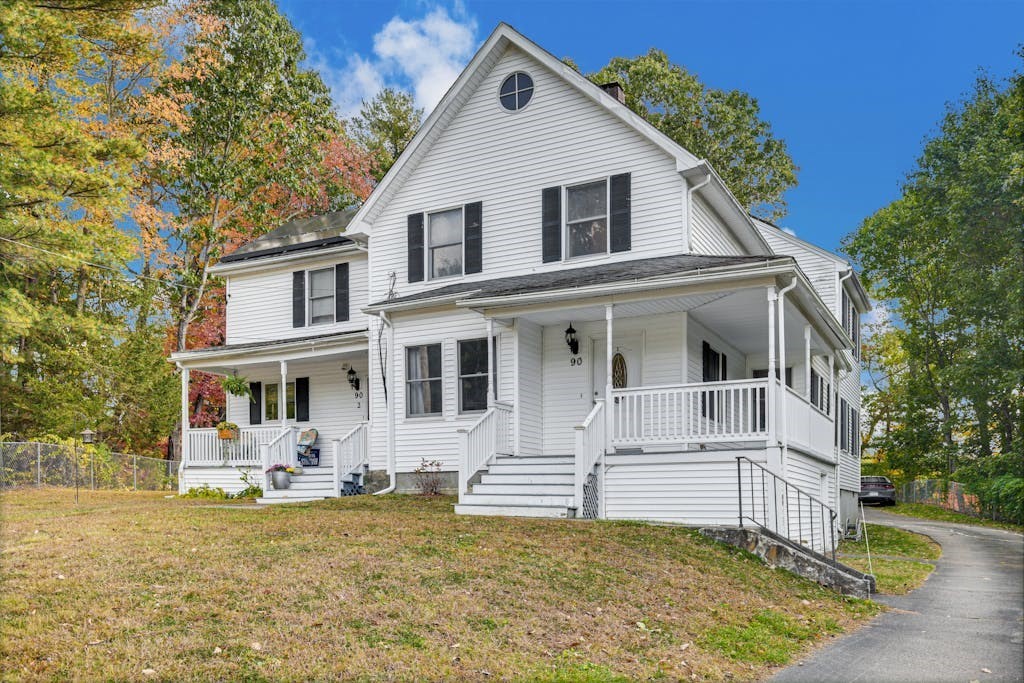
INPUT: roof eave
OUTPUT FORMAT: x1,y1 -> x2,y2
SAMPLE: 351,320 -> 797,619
209,242 -> 364,275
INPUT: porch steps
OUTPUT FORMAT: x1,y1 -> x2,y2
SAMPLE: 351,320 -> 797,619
256,466 -> 365,505
454,454 -> 576,518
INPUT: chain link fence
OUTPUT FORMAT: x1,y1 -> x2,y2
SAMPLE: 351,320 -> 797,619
0,442 -> 179,491
898,478 -> 982,517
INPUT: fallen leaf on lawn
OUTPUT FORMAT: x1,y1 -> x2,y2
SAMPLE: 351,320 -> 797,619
981,669 -> 991,674
250,642 -> 262,651
142,669 -> 156,676
213,647 -> 222,655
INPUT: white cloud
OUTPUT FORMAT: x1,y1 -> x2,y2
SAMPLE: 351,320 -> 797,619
306,5 -> 478,120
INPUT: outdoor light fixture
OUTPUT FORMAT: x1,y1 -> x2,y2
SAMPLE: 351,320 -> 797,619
80,428 -> 95,445
565,323 -> 579,356
347,367 -> 360,392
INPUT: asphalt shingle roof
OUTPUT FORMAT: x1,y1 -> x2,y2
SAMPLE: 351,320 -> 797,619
370,253 -> 782,308
219,210 -> 357,264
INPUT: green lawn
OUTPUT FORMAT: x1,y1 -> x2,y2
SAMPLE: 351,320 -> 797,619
838,523 -> 941,594
885,502 -> 1024,534
1,489 -> 879,682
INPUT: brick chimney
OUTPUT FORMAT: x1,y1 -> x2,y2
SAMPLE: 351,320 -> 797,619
599,82 -> 625,104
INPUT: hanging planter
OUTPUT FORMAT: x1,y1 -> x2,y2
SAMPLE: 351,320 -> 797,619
216,421 -> 239,440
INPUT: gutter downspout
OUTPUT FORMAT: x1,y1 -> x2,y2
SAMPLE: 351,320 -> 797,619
374,310 -> 397,495
684,171 -> 712,252
777,277 -> 798,477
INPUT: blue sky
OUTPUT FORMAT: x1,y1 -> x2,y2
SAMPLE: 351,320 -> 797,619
278,0 -> 1023,255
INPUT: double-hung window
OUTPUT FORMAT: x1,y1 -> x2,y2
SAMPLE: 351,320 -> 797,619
810,369 -> 831,413
308,268 -> 335,325
701,341 -> 727,420
458,339 -> 489,413
428,208 -> 463,279
264,382 -> 296,422
406,344 -> 442,416
566,179 -> 608,258
841,290 -> 860,360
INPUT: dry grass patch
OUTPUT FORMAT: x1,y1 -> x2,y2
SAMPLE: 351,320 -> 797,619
838,523 -> 941,595
1,489 -> 879,681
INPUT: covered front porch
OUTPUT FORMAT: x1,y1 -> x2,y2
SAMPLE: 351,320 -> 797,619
170,332 -> 371,499
456,267 -> 852,546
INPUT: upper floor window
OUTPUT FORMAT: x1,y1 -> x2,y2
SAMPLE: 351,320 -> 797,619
499,72 -> 533,111
542,174 -> 630,263
429,208 -> 464,279
567,180 -> 608,258
308,267 -> 335,325
292,263 -> 349,328
841,289 -> 860,360
810,369 -> 831,413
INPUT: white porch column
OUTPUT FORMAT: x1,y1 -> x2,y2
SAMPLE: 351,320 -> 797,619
804,325 -> 812,398
766,288 -> 777,446
178,364 -> 189,493
279,360 -> 288,429
605,304 -> 614,445
512,319 -> 520,455
486,318 -> 495,407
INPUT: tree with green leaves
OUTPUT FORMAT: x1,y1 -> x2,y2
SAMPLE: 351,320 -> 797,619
847,54 -> 1024,508
349,88 -> 424,182
588,49 -> 798,220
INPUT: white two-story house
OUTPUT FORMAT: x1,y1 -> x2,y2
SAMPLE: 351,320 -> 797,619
170,24 -> 867,549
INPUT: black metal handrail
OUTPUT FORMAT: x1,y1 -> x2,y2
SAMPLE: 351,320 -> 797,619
736,455 -> 838,563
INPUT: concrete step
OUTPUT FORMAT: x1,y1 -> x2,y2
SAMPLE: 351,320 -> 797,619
256,494 -> 326,505
453,503 -> 570,518
486,462 -> 574,475
456,493 -> 574,507
471,483 -> 573,496
479,473 -> 574,485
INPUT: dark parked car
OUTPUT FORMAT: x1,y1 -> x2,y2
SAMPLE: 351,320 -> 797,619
860,476 -> 897,506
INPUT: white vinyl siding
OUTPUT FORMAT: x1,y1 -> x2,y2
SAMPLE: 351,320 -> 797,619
691,196 -> 743,256
516,320 -> 543,456
368,45 -> 686,299
224,255 -> 367,345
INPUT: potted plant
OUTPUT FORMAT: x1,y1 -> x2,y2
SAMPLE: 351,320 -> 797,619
266,463 -> 295,490
220,375 -> 254,402
216,421 -> 239,440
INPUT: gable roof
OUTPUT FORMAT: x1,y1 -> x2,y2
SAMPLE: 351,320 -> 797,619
366,253 -> 782,310
345,23 -> 771,256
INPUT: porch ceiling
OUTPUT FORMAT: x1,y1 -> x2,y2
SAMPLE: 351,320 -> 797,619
510,291 -> 735,327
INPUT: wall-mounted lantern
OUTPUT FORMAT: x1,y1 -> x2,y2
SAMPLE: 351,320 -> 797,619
80,428 -> 95,445
347,367 -> 360,392
565,323 -> 579,356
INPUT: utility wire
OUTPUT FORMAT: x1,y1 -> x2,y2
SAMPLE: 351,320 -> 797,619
0,235 -> 200,291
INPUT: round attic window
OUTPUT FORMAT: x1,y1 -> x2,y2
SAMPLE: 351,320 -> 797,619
499,72 -> 533,111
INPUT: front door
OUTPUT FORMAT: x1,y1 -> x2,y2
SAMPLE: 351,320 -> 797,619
590,334 -> 642,402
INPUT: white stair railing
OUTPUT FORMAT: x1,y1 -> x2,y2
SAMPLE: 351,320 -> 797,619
457,401 -> 513,497
574,399 -> 606,517
260,427 -> 294,491
333,422 -> 369,496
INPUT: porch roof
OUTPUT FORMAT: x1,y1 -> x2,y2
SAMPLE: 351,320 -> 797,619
365,253 -> 784,311
169,330 -> 368,372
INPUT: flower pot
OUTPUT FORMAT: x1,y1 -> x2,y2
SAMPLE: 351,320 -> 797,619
271,471 -> 291,490
217,428 -> 238,440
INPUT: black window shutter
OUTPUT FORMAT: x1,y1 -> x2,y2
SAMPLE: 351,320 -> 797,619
295,377 -> 309,422
334,263 -> 349,322
811,370 -> 820,406
407,213 -> 424,282
292,272 -> 305,328
721,353 -> 727,381
541,186 -> 561,262
249,382 -> 262,425
609,173 -> 632,253
464,201 -> 483,274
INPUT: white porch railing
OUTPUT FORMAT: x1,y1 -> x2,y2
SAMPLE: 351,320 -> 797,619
457,400 -> 514,496
260,427 -> 296,489
573,399 -> 606,518
611,379 -> 770,446
186,426 -> 280,466
333,422 -> 369,495
784,386 -> 834,455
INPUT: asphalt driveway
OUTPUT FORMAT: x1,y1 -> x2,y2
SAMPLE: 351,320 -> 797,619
772,508 -> 1024,683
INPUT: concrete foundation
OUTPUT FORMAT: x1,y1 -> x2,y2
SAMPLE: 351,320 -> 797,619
701,526 -> 876,599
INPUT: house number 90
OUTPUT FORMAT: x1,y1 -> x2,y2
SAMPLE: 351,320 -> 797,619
353,391 -> 364,399
569,356 -> 583,366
